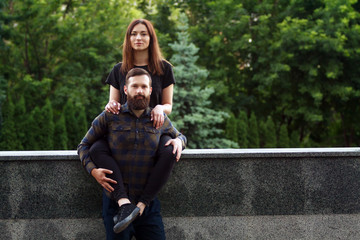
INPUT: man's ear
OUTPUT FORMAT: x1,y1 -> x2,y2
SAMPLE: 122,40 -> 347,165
149,87 -> 152,95
124,85 -> 128,95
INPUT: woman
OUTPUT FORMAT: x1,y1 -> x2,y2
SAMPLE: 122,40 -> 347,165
89,19 -> 180,239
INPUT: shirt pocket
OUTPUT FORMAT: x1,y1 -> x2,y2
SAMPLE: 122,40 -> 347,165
109,124 -> 134,149
112,124 -> 131,132
142,126 -> 160,151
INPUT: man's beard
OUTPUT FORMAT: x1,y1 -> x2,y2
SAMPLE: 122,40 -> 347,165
127,94 -> 150,110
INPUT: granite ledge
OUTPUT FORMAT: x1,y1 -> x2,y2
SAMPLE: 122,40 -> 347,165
1,148 -> 360,161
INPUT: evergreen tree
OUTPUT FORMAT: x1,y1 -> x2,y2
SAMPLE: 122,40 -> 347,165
263,116 -> 277,148
169,13 -> 236,148
64,99 -> 78,150
0,95 -> 18,150
278,124 -> 290,148
14,96 -> 27,150
27,115 -> 40,150
237,111 -> 249,148
0,75 -> 6,128
76,105 -> 88,146
258,120 -> 267,148
290,131 -> 301,148
26,107 -> 41,150
54,112 -> 68,150
247,112 -> 259,148
38,99 -> 54,150
22,107 -> 40,150
225,113 -> 238,143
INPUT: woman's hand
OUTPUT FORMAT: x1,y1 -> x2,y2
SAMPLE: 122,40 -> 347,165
151,105 -> 165,129
165,138 -> 183,161
105,100 -> 121,114
137,202 -> 146,216
91,168 -> 117,192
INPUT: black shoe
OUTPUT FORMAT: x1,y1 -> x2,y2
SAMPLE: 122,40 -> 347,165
113,203 -> 140,233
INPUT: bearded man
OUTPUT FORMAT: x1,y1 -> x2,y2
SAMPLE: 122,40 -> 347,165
78,68 -> 186,239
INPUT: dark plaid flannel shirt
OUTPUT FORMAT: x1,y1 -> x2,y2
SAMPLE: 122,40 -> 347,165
77,103 -> 186,200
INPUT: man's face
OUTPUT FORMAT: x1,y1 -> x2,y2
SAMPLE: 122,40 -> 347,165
124,75 -> 152,110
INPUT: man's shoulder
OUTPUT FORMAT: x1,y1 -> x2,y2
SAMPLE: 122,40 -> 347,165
95,110 -> 122,122
120,104 -> 130,113
94,111 -> 109,121
159,114 -> 172,128
103,110 -> 128,120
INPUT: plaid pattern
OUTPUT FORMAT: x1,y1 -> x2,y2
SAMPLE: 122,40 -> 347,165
77,103 -> 186,200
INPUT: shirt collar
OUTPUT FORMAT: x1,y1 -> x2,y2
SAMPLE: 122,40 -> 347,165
122,103 -> 152,117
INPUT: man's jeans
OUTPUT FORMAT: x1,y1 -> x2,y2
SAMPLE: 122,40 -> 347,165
102,192 -> 165,240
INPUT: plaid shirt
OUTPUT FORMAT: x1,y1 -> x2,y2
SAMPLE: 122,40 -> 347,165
77,103 -> 186,200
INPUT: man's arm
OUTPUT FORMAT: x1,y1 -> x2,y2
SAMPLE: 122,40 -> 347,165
77,111 -> 108,174
77,112 -> 118,192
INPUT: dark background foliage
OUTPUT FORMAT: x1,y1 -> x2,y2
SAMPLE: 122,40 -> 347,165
1,0 -> 359,149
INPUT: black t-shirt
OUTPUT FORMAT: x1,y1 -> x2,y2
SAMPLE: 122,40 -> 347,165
105,60 -> 175,108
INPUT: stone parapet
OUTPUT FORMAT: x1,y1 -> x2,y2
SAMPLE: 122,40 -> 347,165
1,148 -> 360,239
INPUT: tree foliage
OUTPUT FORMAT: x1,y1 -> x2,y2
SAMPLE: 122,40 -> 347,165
1,0 -> 360,149
0,95 -> 18,150
14,96 -> 27,150
225,113 -> 239,144
278,124 -> 290,148
263,116 -> 277,148
248,112 -> 260,148
237,111 -> 249,148
54,112 -> 68,150
171,0 -> 360,147
0,0 -> 141,150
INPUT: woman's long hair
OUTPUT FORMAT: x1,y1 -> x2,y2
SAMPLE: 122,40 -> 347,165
121,19 -> 164,75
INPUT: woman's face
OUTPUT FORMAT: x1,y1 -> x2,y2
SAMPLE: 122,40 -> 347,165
130,23 -> 150,51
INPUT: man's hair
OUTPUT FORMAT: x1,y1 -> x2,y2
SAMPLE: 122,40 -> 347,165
125,68 -> 152,87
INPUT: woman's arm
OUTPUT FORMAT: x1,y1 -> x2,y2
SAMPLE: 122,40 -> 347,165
105,86 -> 121,114
160,84 -> 173,115
151,84 -> 174,129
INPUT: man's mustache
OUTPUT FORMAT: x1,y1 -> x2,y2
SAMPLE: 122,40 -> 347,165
135,95 -> 145,99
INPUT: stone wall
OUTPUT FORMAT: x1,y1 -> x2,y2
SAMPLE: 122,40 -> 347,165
1,148 -> 360,239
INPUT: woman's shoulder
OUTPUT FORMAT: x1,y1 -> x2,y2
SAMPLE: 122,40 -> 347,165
105,62 -> 125,86
160,60 -> 174,76
110,62 -> 125,77
113,62 -> 123,69
161,59 -> 173,69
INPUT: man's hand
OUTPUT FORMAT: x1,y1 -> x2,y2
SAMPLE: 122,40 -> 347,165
151,105 -> 165,129
91,168 -> 117,192
137,202 -> 146,216
165,138 -> 183,161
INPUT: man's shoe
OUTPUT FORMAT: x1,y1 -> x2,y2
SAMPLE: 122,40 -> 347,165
113,203 -> 140,233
